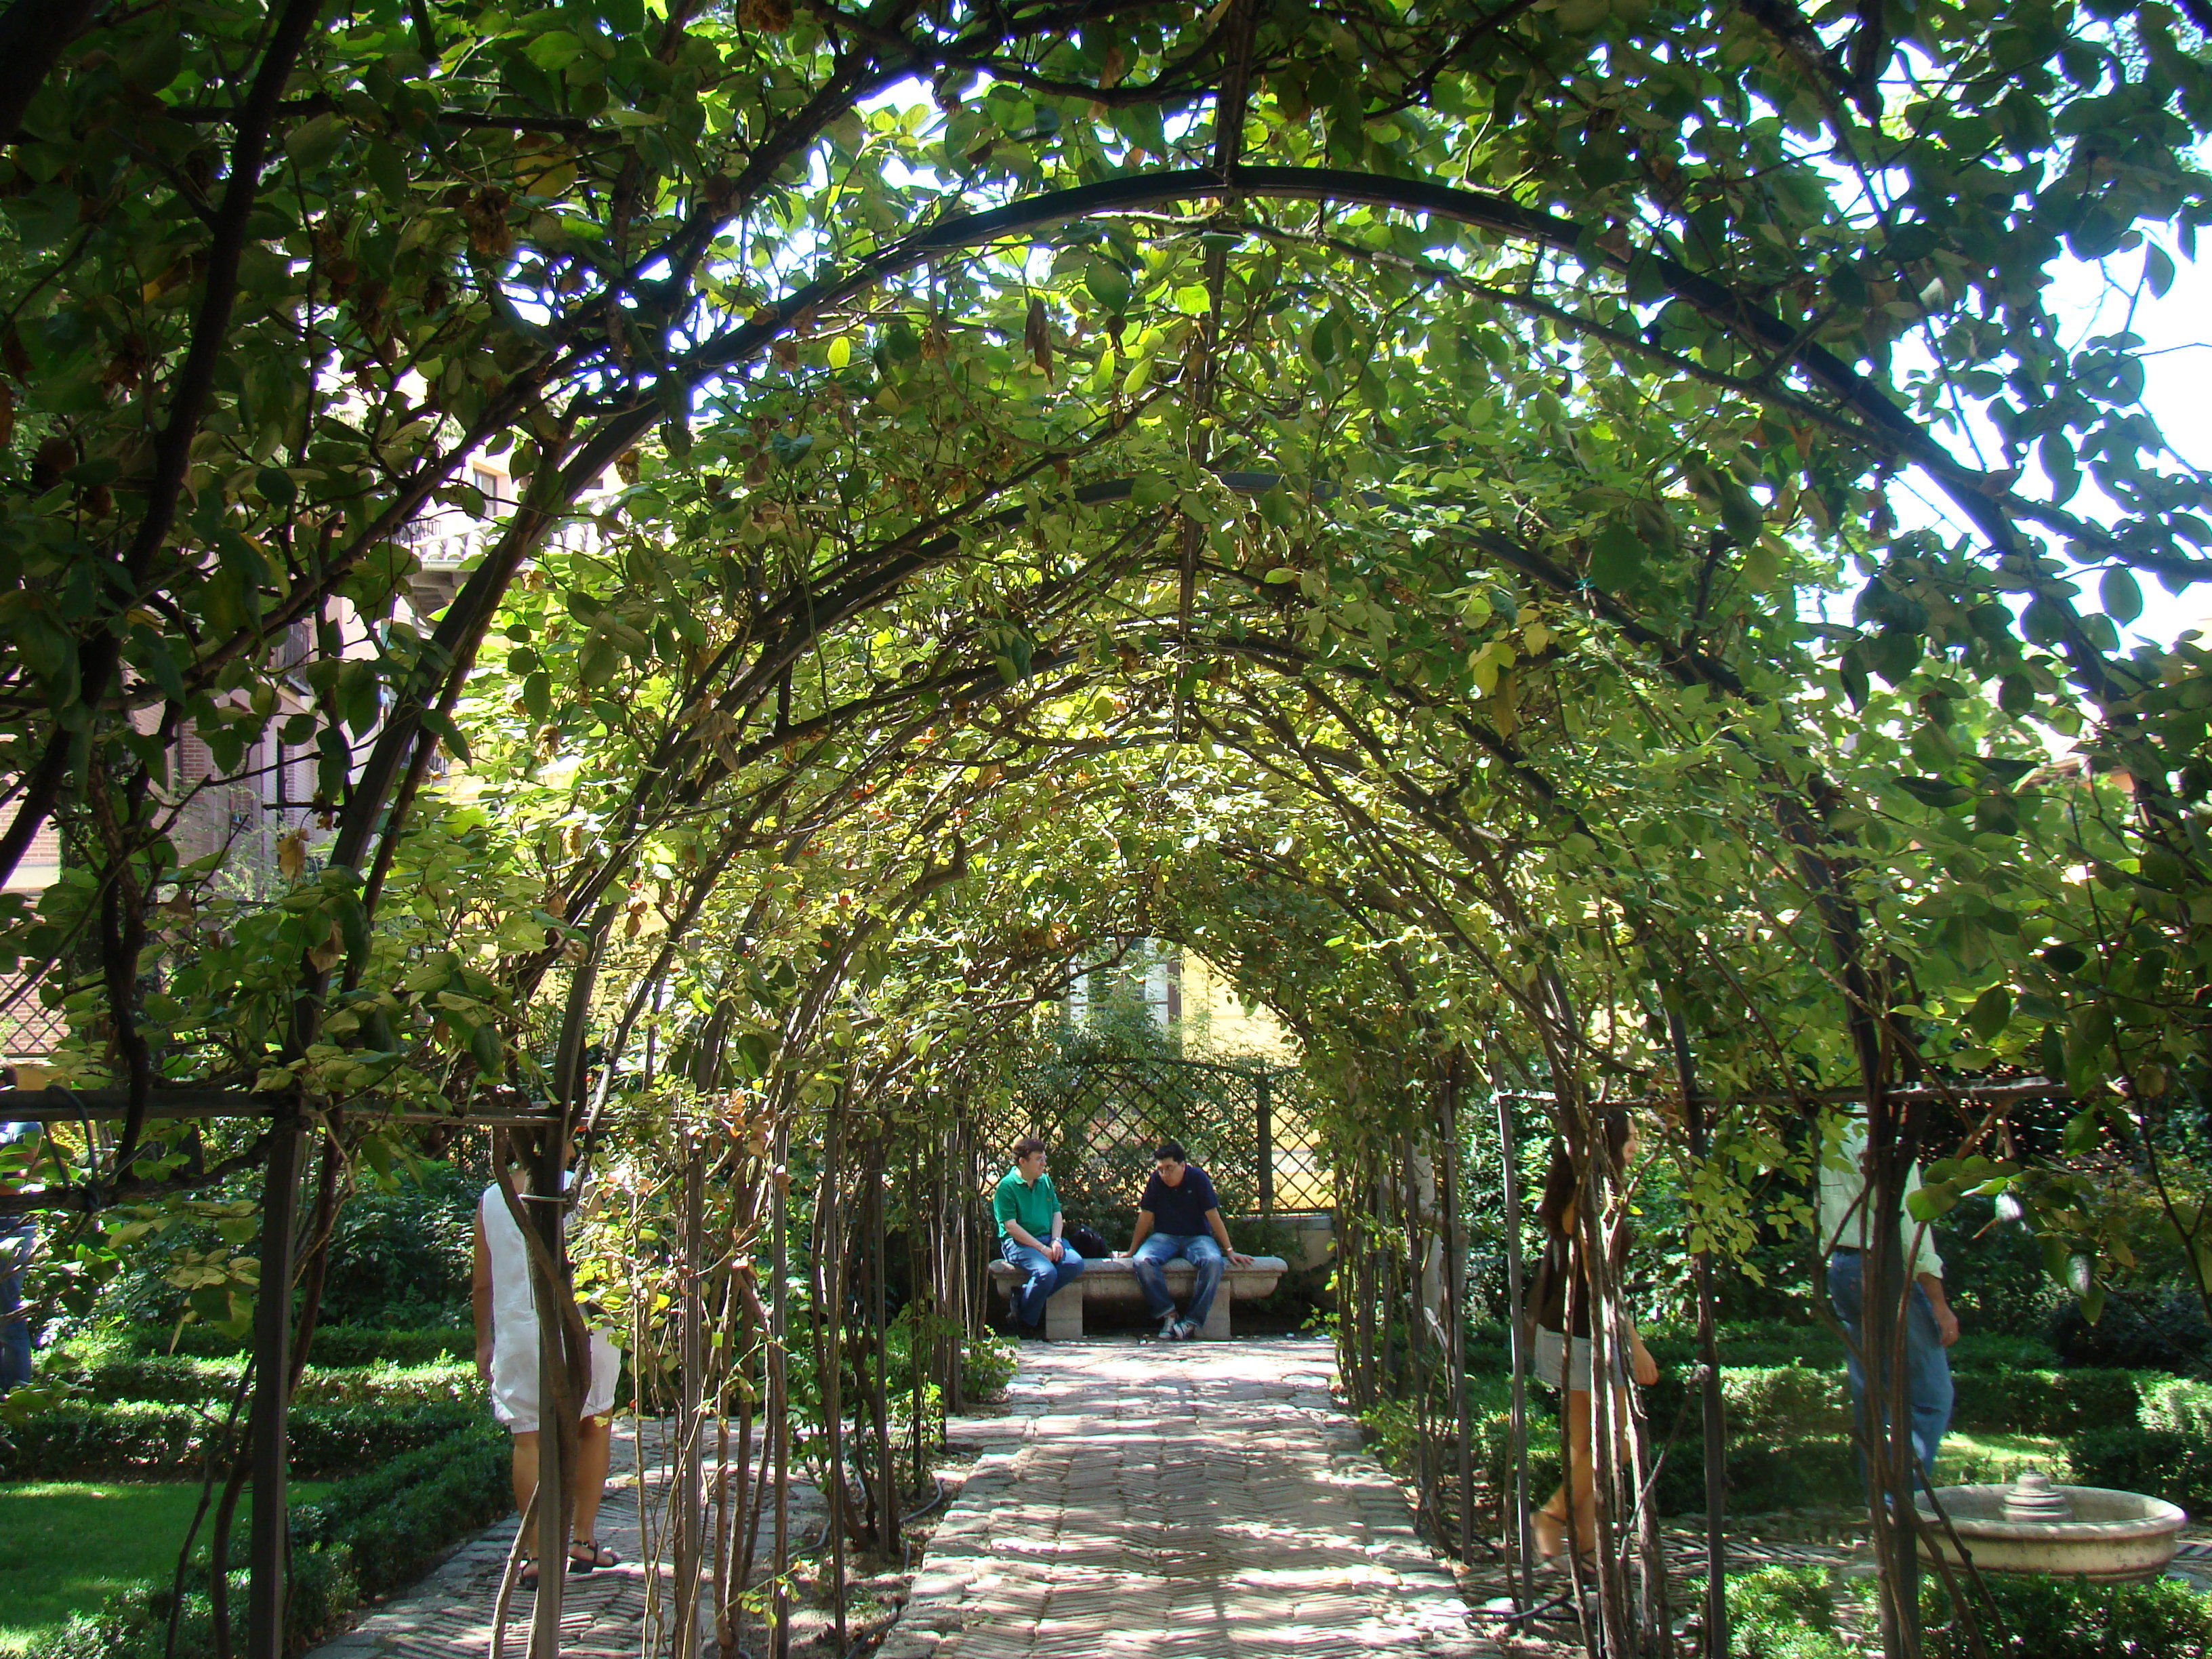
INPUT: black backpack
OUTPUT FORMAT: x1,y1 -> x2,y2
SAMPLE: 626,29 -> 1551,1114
1065,1223 -> 1111,1261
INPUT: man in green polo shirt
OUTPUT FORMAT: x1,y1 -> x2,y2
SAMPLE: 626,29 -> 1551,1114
994,1136 -> 1086,1338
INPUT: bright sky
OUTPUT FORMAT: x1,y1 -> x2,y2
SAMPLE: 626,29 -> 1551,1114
1893,241 -> 2212,651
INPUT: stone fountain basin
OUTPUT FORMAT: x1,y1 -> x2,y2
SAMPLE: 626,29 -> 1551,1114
1915,1483 -> 2189,1583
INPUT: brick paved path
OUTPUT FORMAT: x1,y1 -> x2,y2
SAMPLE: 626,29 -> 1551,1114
304,1420 -> 825,1659
880,1335 -> 1495,1659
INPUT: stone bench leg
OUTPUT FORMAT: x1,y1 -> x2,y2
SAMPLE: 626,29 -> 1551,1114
1200,1281 -> 1231,1341
1045,1279 -> 1085,1340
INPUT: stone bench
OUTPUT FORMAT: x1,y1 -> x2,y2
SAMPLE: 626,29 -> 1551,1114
986,1254 -> 1288,1340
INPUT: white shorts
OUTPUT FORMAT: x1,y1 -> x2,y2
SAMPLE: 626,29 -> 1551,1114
1534,1326 -> 1625,1392
491,1326 -> 621,1433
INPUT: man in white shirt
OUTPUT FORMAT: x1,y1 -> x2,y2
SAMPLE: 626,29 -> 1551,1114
1817,1111 -> 1959,1479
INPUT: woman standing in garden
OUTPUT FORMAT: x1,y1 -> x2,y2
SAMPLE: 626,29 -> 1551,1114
1528,1112 -> 1658,1565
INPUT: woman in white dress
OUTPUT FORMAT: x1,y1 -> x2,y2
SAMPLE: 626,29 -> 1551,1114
472,1169 -> 623,1586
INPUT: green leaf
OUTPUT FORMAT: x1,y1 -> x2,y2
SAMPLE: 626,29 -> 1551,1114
1084,259 -> 1130,313
2099,566 -> 2142,626
283,112 -> 349,172
1967,985 -> 2011,1043
1586,520 -> 1646,592
1893,775 -> 1973,808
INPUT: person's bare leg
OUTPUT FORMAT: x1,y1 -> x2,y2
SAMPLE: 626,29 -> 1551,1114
511,1430 -> 539,1519
1536,1387 -> 1593,1557
571,1414 -> 612,1556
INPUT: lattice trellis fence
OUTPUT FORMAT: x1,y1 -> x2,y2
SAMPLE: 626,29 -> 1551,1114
981,1056 -> 1328,1235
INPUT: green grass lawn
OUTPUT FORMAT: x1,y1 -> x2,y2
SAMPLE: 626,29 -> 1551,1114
1935,1429 -> 2072,1488
0,1480 -> 332,1656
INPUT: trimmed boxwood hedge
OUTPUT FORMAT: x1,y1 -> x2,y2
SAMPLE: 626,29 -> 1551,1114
41,1352 -> 480,1410
21,1418 -> 511,1659
1917,1570 -> 2212,1659
2067,1425 -> 2212,1516
1948,1367 -> 2142,1436
0,1398 -> 483,1480
99,1323 -> 474,1367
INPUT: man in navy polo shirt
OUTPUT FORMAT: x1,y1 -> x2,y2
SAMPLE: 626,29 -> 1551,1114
1120,1141 -> 1252,1340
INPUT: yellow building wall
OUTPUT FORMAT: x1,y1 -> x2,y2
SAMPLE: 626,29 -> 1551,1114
1178,953 -> 1296,1063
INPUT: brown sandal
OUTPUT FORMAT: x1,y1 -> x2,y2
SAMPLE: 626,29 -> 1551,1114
567,1538 -> 619,1573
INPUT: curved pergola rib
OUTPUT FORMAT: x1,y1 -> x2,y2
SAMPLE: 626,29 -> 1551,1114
687,165 -> 2043,571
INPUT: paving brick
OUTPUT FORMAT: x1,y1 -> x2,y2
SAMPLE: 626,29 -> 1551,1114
874,1337 -> 1498,1658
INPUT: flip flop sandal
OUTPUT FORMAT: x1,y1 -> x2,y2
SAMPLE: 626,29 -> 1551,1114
567,1539 -> 619,1574
516,1557 -> 539,1591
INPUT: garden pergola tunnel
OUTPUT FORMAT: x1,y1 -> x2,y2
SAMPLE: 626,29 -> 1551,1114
7,8 -> 2211,1659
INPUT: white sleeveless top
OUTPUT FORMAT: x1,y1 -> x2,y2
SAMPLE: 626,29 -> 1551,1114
479,1180 -> 554,1338
479,1176 -> 621,1429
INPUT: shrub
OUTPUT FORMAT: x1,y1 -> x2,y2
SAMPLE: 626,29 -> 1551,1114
38,1351 -> 478,1409
100,1322 -> 474,1366
1721,1366 -> 1849,1442
2137,1375 -> 2212,1438
2066,1423 -> 2212,1515
314,1162 -> 481,1330
21,1418 -> 509,1659
292,1417 -> 511,1597
22,1549 -> 359,1659
962,1330 -> 1017,1401
1725,1565 -> 1850,1659
1948,1367 -> 2139,1436
2051,1288 -> 2212,1374
0,1397 -> 482,1480
1916,1571 -> 2212,1659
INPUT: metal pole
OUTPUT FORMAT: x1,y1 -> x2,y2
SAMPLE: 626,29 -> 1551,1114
529,1127 -> 568,1659
1443,1054 -> 1474,1564
674,1127 -> 705,1659
1669,1010 -> 1729,1658
245,1109 -> 303,1659
1254,1067 -> 1275,1216
1496,1091 -> 1533,1608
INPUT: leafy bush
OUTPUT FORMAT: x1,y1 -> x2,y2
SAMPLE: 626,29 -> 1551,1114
2136,1375 -> 2212,1438
0,1397 -> 481,1479
39,1351 -> 478,1409
1721,1366 -> 1849,1442
292,1417 -> 512,1597
313,1162 -> 481,1329
1948,1367 -> 2140,1435
961,1329 -> 1018,1401
1725,1565 -> 1849,1659
23,1550 -> 359,1659
101,1322 -> 474,1366
21,1418 -> 508,1659
1916,1571 -> 2212,1659
2066,1423 -> 2212,1515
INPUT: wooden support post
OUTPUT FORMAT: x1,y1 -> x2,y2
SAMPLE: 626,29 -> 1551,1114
246,1109 -> 303,1659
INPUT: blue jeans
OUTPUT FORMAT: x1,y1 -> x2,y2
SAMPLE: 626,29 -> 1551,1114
1131,1233 -> 1224,1328
1000,1235 -> 1085,1328
1828,1249 -> 1952,1479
